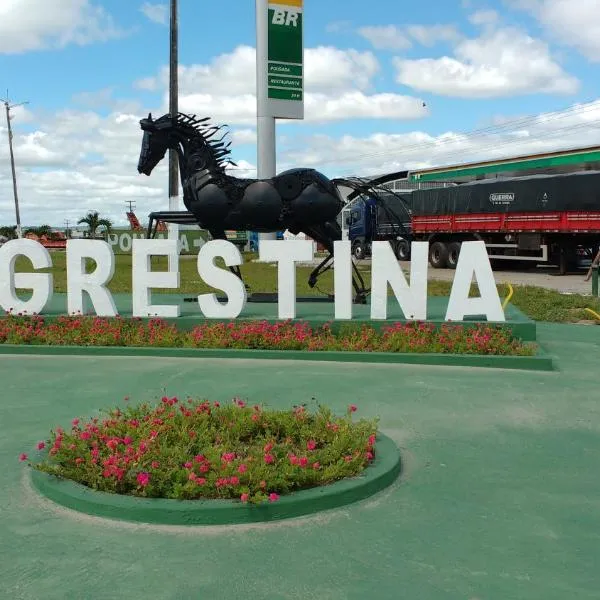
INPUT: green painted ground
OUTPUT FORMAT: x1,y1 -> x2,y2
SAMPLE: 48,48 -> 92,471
31,293 -> 532,323
1,323 -> 599,599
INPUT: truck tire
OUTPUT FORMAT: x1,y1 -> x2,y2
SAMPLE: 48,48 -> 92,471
447,242 -> 461,269
352,240 -> 365,260
429,241 -> 448,269
394,239 -> 410,261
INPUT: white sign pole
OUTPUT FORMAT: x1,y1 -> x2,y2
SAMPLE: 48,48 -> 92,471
255,0 -> 304,244
256,0 -> 277,242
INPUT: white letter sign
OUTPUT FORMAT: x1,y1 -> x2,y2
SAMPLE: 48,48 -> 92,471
0,239 -> 53,315
259,240 -> 314,319
66,240 -> 117,316
197,240 -> 247,318
334,241 -> 352,319
445,241 -> 505,321
371,241 -> 428,320
132,239 -> 180,318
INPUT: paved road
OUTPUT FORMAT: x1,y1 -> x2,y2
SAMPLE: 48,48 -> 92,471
398,263 -> 594,295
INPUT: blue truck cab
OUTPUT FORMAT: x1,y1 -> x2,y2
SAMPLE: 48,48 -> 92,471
343,193 -> 412,260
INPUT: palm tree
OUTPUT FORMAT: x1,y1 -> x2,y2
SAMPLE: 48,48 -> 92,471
77,211 -> 113,239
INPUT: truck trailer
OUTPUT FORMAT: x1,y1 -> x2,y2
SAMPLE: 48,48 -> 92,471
409,170 -> 600,273
343,170 -> 600,274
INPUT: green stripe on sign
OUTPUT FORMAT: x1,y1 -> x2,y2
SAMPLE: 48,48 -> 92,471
268,88 -> 303,101
268,63 -> 303,76
268,75 -> 302,89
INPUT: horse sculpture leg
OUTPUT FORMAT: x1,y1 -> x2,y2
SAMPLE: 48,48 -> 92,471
303,222 -> 368,304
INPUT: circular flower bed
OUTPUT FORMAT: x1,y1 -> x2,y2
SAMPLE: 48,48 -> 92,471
21,397 -> 379,505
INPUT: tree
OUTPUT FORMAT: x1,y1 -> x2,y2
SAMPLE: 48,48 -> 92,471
77,211 -> 113,239
0,225 -> 17,240
25,224 -> 53,238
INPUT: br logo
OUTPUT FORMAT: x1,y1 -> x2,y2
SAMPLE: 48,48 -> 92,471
271,8 -> 300,26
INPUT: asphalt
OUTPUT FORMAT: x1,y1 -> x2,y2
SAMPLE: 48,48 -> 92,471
1,323 -> 599,599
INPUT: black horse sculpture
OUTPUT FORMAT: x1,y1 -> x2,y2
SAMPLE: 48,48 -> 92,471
136,112 -> 367,301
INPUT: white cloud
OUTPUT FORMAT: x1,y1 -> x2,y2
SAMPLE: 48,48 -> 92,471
140,2 -> 168,25
511,0 -> 600,62
2,99 -> 600,227
394,26 -> 578,98
406,24 -> 461,46
0,0 -> 127,54
357,24 -> 460,50
136,45 -> 427,125
281,100 -> 600,176
468,9 -> 499,26
357,26 -> 412,50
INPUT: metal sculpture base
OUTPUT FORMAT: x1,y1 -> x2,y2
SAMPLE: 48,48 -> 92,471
183,293 -> 367,304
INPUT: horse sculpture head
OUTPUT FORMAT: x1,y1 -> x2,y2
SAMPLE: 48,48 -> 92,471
137,113 -> 172,175
137,112 -> 236,177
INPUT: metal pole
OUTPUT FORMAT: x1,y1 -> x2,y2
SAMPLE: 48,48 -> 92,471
168,0 -> 179,266
256,0 -> 277,242
593,266 -> 599,297
3,100 -> 24,238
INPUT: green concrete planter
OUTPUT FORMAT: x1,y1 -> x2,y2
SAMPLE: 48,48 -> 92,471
0,344 -> 553,371
30,433 -> 402,526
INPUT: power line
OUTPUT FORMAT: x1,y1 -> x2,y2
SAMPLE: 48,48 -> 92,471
1,91 -> 29,238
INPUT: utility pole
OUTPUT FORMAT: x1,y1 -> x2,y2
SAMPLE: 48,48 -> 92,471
168,0 -> 179,269
125,200 -> 136,213
2,93 -> 29,238
64,219 -> 70,238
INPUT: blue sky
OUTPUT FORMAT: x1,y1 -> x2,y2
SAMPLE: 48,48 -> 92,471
1,0 -> 599,226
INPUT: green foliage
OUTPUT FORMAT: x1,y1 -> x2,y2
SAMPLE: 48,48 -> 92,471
24,398 -> 378,504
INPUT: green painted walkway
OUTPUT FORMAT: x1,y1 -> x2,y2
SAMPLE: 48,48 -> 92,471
1,323 -> 599,599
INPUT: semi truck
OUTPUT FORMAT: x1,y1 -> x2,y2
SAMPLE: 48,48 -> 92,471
342,170 -> 600,273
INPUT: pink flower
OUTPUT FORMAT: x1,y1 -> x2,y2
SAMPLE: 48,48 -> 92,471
306,440 -> 316,451
366,451 -> 374,461
240,493 -> 249,503
269,493 -> 279,502
184,461 -> 193,469
71,418 -> 80,427
368,434 -> 376,447
344,455 -> 353,462
123,436 -> 133,446
264,453 -> 274,464
288,454 -> 299,466
136,472 -> 150,487
229,476 -> 240,486
19,453 -> 28,462
263,442 -> 274,453
151,461 -> 160,469
75,457 -> 85,465
196,477 -> 206,486
194,454 -> 206,463
37,441 -> 45,450
237,464 -> 247,474
349,404 -> 358,413
312,461 -> 320,470
299,457 -> 308,468
188,472 -> 197,481
79,431 -> 91,441
222,452 -> 236,463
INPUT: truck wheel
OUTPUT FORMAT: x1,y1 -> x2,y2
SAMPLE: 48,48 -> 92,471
395,239 -> 410,261
352,241 -> 365,260
447,242 -> 461,269
429,241 -> 448,269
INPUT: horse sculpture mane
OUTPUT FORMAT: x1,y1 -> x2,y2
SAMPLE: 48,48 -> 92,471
137,111 -> 373,301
